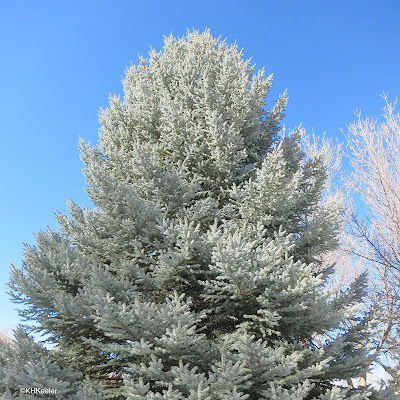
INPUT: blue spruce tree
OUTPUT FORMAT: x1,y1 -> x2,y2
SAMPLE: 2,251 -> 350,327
1,30 -> 392,399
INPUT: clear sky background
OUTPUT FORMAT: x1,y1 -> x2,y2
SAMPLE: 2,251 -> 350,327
1,1 -> 400,334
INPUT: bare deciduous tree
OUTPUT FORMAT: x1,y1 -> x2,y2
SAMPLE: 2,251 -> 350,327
345,95 -> 400,387
301,131 -> 375,389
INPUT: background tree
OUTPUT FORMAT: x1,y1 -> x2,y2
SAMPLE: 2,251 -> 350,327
1,30 -> 390,399
345,96 -> 400,387
300,133 -> 371,388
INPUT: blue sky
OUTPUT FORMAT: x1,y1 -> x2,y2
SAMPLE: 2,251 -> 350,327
1,1 -> 400,333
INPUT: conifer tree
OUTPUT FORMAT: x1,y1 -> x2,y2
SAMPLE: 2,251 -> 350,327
1,30 -> 392,399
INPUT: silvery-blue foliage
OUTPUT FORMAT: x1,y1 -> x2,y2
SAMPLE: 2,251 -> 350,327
3,30 -> 392,399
